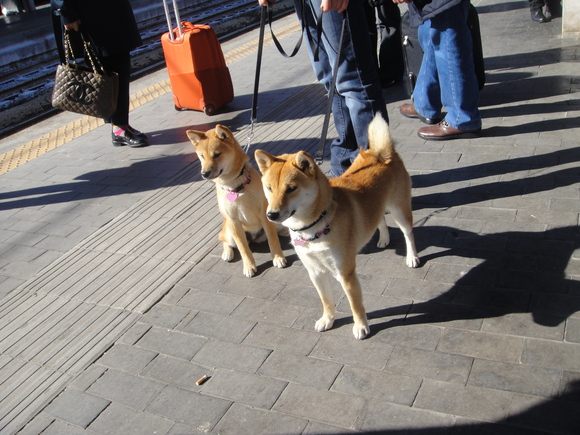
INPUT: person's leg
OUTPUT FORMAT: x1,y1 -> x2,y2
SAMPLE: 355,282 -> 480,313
100,53 -> 131,126
528,0 -> 545,13
297,0 -> 387,175
295,0 -> 347,175
375,0 -> 404,86
101,52 -> 148,147
529,0 -> 549,22
364,0 -> 379,67
544,0 -> 561,18
412,19 -> 443,121
432,1 -> 481,131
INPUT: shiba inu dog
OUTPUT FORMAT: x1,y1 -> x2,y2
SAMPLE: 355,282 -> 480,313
255,114 -> 419,339
187,125 -> 287,277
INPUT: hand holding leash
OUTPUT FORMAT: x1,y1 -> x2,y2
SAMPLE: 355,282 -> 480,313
64,20 -> 80,31
321,0 -> 349,13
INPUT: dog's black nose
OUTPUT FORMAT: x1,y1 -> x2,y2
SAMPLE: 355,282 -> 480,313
267,211 -> 280,221
201,171 -> 210,179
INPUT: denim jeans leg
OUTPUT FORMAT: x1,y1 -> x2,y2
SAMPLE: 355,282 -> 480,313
414,1 -> 481,131
434,1 -> 481,130
295,0 -> 387,176
414,23 -> 443,120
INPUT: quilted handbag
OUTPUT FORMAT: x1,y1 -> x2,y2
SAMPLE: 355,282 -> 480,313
52,32 -> 119,119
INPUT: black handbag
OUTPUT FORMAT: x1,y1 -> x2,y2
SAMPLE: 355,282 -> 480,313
52,32 -> 119,119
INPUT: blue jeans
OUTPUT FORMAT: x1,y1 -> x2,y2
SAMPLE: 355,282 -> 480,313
414,0 -> 481,131
294,0 -> 387,176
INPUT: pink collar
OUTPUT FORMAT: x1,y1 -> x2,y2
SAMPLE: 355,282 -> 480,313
222,170 -> 251,202
291,221 -> 332,247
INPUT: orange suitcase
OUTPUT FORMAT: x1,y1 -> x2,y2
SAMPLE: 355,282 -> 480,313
161,1 -> 234,115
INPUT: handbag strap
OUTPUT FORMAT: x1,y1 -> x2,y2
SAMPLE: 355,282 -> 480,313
63,31 -> 107,76
63,31 -> 79,65
315,14 -> 346,166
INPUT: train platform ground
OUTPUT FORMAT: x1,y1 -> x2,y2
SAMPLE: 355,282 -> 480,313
0,0 -> 579,433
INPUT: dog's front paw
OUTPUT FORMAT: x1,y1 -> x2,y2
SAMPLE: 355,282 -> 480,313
243,263 -> 258,278
222,246 -> 234,262
353,322 -> 370,340
377,224 -> 390,248
273,255 -> 287,269
406,255 -> 420,268
315,316 -> 335,332
376,237 -> 390,249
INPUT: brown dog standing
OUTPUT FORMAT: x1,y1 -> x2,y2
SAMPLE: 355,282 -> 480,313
255,114 -> 419,338
187,125 -> 287,277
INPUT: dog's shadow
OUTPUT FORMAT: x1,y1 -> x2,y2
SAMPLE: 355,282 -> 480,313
360,225 -> 579,339
360,228 -> 419,263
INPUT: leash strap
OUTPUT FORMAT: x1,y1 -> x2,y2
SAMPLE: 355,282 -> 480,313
245,2 -> 336,157
268,5 -> 303,58
245,6 -> 267,153
246,3 -> 305,153
315,14 -> 346,165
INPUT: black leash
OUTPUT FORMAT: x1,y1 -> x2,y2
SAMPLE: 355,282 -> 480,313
246,4 -> 304,152
268,5 -> 303,58
246,3 -> 345,167
245,6 -> 267,153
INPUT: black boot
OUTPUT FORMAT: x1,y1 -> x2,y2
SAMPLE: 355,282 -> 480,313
544,0 -> 562,20
531,9 -> 550,23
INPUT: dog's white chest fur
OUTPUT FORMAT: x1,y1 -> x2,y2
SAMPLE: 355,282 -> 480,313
295,241 -> 340,275
217,190 -> 261,229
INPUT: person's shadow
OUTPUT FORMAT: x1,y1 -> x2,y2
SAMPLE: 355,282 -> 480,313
367,224 -> 579,334
411,147 -> 580,211
0,154 -> 201,211
355,379 -> 580,434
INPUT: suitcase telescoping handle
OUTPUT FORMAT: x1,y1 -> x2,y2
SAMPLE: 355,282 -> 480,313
163,0 -> 183,41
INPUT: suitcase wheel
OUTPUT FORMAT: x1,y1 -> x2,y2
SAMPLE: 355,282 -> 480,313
174,104 -> 183,111
203,104 -> 216,116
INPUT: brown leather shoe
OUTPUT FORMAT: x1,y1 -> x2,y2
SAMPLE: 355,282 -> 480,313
399,103 -> 442,125
418,120 -> 481,141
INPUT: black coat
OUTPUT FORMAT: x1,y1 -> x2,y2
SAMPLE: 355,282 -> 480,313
408,0 -> 466,26
51,0 -> 142,60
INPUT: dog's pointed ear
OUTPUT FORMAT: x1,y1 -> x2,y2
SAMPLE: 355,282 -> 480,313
215,124 -> 231,142
186,130 -> 205,147
254,149 -> 275,174
294,151 -> 316,176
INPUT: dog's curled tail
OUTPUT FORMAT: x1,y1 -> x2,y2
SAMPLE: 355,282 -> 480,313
367,113 -> 395,163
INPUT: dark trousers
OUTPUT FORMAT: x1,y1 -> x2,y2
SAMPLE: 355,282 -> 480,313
100,53 -> 131,126
529,0 -> 561,14
528,0 -> 545,12
365,0 -> 404,85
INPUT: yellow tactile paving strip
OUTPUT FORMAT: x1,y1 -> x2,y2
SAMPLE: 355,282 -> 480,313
0,19 -> 301,176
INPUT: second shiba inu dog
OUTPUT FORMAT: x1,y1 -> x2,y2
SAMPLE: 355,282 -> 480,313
255,114 -> 419,339
187,125 -> 287,277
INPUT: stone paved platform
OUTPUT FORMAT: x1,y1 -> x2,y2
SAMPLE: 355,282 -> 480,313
0,0 -> 579,434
